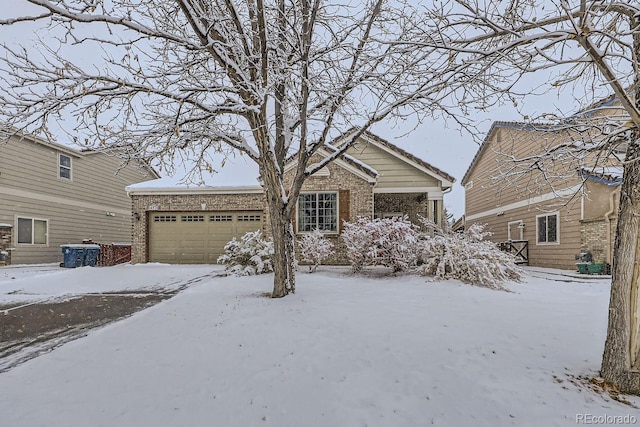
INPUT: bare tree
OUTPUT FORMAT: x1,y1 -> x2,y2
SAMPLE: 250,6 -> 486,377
0,1 -> 472,298
424,0 -> 640,393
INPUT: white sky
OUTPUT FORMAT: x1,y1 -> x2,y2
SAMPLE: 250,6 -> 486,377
0,1 -> 581,219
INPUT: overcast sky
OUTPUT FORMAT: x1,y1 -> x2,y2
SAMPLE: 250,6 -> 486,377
0,1 -> 580,220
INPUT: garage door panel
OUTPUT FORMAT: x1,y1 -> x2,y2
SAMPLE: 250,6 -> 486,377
149,211 -> 263,264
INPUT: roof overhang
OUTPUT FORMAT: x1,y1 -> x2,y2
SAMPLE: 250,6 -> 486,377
127,186 -> 264,196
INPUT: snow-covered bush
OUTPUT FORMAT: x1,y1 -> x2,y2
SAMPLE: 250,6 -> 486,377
342,216 -> 420,272
217,230 -> 274,276
417,223 -> 522,290
298,228 -> 335,272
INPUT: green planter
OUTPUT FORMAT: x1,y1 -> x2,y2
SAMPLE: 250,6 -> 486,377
587,263 -> 604,275
576,263 -> 589,274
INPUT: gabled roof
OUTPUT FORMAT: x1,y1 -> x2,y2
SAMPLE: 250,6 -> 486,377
334,128 -> 456,187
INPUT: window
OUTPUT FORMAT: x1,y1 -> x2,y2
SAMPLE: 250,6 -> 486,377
181,215 -> 204,222
237,215 -> 261,222
210,215 -> 232,222
431,200 -> 440,225
59,154 -> 72,180
536,212 -> 559,244
154,215 -> 177,222
17,217 -> 48,245
297,192 -> 338,233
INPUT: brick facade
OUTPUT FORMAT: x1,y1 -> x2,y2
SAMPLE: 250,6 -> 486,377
374,193 -> 428,224
0,225 -> 12,265
286,160 -> 375,264
130,192 -> 267,263
581,216 -> 618,265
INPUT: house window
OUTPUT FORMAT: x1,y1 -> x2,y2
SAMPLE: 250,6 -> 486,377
536,212 -> 559,244
297,192 -> 338,233
59,154 -> 72,180
17,217 -> 48,245
431,200 -> 440,225
210,215 -> 233,222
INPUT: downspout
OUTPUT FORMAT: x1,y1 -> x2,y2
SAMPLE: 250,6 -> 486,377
604,186 -> 621,266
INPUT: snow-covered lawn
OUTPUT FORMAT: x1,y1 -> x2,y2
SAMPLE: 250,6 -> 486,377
0,264 -> 638,426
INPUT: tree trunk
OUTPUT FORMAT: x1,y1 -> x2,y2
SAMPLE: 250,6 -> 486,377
600,137 -> 640,393
269,198 -> 297,298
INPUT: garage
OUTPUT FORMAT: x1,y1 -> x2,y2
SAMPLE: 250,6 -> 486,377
148,211 -> 264,264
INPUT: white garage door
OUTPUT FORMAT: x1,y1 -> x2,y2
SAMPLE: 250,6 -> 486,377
148,211 -> 264,264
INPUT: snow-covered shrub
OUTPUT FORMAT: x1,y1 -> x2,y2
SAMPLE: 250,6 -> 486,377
298,228 -> 335,272
417,223 -> 522,290
342,216 -> 420,272
217,230 -> 274,276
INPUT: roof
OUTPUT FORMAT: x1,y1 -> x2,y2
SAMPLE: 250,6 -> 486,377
126,160 -> 262,194
580,167 -> 623,186
336,128 -> 456,186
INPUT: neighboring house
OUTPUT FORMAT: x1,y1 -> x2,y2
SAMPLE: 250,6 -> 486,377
127,130 -> 455,264
0,131 -> 159,265
462,120 -> 622,271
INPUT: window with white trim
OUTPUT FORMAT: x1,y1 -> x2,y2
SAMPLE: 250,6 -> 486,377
17,217 -> 48,245
536,212 -> 559,244
297,192 -> 338,233
59,154 -> 72,180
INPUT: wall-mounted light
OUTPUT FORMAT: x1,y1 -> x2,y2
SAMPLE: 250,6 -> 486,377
134,212 -> 141,221
106,212 -> 116,217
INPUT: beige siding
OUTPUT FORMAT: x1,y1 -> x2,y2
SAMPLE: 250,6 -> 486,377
467,203 -> 583,270
464,123 -> 623,270
0,135 -> 155,264
346,142 -> 439,189
583,180 -> 619,220
464,127 -> 579,218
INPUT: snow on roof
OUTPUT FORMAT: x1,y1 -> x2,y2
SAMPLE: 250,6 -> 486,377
126,160 -> 262,193
0,223 -> 13,228
580,167 -> 623,185
323,143 -> 379,176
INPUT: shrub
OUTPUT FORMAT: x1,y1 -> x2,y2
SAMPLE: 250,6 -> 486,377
298,228 -> 335,272
417,222 -> 522,290
217,230 -> 274,276
342,216 -> 420,272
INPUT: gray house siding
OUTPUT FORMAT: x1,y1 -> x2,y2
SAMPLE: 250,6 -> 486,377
0,134 -> 155,264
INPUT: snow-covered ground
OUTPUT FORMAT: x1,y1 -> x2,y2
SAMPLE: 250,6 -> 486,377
0,264 -> 637,426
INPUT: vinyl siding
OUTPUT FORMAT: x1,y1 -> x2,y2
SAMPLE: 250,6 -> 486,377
0,135 -> 155,264
464,127 -> 580,218
465,123 -> 623,270
466,203 -> 583,270
345,142 -> 440,189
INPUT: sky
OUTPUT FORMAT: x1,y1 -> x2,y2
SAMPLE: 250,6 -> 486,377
0,1 -> 582,219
